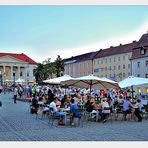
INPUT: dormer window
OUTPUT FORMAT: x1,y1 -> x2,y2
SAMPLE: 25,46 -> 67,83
141,47 -> 145,55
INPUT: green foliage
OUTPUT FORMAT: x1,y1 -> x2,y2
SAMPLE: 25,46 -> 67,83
33,55 -> 65,83
54,55 -> 64,77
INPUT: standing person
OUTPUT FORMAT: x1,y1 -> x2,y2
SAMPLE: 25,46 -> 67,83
134,99 -> 143,122
0,85 -> 3,95
13,85 -> 18,103
48,89 -> 54,104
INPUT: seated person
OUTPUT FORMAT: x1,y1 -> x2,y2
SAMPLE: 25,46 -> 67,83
84,95 -> 94,112
100,97 -> 111,123
123,96 -> 133,121
60,95 -> 70,108
49,96 -> 65,125
30,94 -> 39,113
69,98 -> 81,125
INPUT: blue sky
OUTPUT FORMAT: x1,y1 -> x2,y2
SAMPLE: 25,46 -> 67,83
0,6 -> 148,63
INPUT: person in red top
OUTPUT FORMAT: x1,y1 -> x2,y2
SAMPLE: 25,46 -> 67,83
123,91 -> 127,99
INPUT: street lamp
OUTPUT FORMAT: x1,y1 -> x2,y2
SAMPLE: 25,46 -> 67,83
13,71 -> 16,86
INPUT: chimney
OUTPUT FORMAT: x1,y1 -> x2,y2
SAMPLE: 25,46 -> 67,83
119,44 -> 122,46
110,46 -> 113,48
133,40 -> 136,43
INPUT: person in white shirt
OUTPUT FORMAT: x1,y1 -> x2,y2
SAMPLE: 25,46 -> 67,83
100,97 -> 111,123
134,99 -> 143,122
0,85 -> 3,94
49,96 -> 65,125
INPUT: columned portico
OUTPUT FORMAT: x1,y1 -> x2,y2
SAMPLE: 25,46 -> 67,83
0,53 -> 37,85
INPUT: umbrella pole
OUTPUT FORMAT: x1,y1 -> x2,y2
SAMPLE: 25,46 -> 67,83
131,85 -> 134,99
90,83 -> 92,94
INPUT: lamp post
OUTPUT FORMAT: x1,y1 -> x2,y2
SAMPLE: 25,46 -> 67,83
13,71 -> 15,86
0,71 -> 2,86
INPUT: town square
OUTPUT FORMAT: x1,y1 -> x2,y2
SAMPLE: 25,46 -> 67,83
0,1 -> 148,145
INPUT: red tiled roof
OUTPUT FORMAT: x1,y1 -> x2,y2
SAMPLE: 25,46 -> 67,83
0,53 -> 37,64
64,51 -> 98,63
94,42 -> 137,59
134,33 -> 148,49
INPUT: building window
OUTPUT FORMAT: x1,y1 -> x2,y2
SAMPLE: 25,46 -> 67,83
145,60 -> 148,67
128,64 -> 130,69
145,74 -> 148,78
137,87 -> 142,93
109,58 -> 111,62
114,57 -> 116,62
97,60 -> 99,64
94,61 -> 96,65
105,59 -> 107,63
101,60 -> 103,64
137,74 -> 140,77
118,57 -> 120,61
114,66 -> 116,70
123,73 -> 125,78
141,48 -> 145,55
123,65 -> 125,69
118,65 -> 120,70
128,55 -> 131,60
137,62 -> 140,68
20,72 -> 22,76
128,72 -> 130,76
145,88 -> 148,93
123,56 -> 125,61
27,72 -> 29,77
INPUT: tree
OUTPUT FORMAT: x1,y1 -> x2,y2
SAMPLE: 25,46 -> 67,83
54,55 -> 64,77
33,55 -> 65,83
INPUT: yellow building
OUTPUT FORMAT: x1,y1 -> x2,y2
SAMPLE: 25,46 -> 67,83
64,51 -> 98,77
93,42 -> 137,82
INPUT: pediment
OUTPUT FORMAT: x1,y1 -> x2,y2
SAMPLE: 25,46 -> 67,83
0,55 -> 28,64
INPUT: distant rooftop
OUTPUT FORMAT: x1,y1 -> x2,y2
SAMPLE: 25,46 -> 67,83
0,53 -> 37,64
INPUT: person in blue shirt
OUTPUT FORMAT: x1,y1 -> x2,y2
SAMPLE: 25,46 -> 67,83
69,98 -> 81,125
123,96 -> 133,120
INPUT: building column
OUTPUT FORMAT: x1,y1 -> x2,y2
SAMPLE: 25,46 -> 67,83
24,66 -> 27,82
18,66 -> 20,79
11,66 -> 13,80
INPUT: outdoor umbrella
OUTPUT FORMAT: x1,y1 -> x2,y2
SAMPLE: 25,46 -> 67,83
118,76 -> 148,88
15,78 -> 25,83
42,74 -> 74,84
61,74 -> 119,93
118,76 -> 148,98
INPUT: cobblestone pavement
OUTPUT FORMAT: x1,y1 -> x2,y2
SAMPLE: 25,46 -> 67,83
0,93 -> 148,141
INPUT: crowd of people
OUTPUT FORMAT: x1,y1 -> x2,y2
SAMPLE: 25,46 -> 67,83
27,84 -> 146,125
0,83 -> 146,125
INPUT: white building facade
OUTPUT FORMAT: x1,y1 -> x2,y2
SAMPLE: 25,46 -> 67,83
0,53 -> 37,85
131,33 -> 148,97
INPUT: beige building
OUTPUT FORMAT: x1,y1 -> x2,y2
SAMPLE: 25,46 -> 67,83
0,53 -> 37,85
93,42 -> 137,82
64,52 -> 98,77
